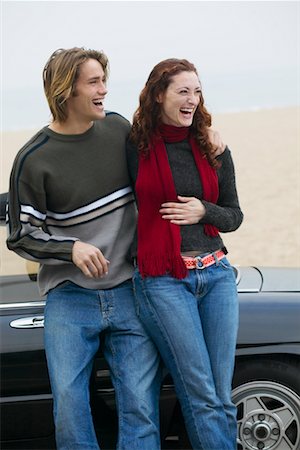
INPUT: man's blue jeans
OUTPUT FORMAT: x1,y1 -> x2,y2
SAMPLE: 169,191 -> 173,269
133,257 -> 239,450
44,280 -> 162,450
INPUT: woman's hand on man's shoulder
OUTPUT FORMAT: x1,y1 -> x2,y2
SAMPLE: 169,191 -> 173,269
207,128 -> 226,157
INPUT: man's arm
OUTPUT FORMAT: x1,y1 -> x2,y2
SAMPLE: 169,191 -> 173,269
6,183 -> 78,265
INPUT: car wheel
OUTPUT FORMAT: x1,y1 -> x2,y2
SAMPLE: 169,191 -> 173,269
233,358 -> 300,450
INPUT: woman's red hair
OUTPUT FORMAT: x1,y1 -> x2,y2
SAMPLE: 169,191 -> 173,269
130,58 -> 218,167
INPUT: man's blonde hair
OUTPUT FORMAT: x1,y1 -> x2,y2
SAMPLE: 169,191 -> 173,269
43,47 -> 109,122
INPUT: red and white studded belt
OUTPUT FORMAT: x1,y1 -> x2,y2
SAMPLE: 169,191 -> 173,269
182,249 -> 226,270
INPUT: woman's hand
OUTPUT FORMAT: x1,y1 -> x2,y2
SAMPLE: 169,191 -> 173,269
207,128 -> 226,157
159,195 -> 206,225
72,241 -> 110,278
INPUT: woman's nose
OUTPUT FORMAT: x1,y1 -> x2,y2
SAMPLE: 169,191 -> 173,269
188,94 -> 199,105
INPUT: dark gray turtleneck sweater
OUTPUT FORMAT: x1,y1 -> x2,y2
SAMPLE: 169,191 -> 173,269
126,139 -> 243,255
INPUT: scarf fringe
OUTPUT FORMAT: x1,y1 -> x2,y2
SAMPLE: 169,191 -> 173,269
138,252 -> 187,279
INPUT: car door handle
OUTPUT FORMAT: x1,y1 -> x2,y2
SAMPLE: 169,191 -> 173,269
10,316 -> 45,329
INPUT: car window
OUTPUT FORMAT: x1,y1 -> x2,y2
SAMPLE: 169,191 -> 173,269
0,227 -> 41,305
1,227 -> 39,277
1,132 -> 42,305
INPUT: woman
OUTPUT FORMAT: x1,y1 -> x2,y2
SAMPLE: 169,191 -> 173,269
126,59 -> 243,450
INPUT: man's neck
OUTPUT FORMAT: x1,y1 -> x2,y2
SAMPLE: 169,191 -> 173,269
49,120 -> 94,135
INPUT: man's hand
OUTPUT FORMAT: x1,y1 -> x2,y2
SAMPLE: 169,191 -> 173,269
72,241 -> 110,278
207,128 -> 226,157
159,195 -> 206,225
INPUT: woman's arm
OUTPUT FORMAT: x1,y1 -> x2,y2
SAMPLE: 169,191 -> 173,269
159,148 -> 243,232
200,148 -> 243,232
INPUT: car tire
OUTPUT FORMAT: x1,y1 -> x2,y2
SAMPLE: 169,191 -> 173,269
233,356 -> 300,450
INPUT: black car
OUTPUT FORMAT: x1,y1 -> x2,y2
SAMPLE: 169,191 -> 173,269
1,193 -> 300,450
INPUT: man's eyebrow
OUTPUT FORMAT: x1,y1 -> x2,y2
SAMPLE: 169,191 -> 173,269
88,75 -> 106,81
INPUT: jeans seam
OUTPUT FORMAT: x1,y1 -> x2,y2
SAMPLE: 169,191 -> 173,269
105,333 -> 125,447
137,273 -> 205,448
132,276 -> 140,317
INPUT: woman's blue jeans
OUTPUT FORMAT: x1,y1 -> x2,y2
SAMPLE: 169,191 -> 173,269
133,257 -> 239,450
44,280 -> 162,450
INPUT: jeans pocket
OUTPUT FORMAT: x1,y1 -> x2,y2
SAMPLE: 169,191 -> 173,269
219,257 -> 233,270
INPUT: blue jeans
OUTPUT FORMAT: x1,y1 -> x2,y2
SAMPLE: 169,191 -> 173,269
44,280 -> 162,450
133,257 -> 239,450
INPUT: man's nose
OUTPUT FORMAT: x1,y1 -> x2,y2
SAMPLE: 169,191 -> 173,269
98,83 -> 108,96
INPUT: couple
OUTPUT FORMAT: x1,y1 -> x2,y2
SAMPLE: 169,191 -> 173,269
7,47 -> 243,450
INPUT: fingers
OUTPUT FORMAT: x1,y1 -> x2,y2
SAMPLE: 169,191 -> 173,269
212,141 -> 226,158
159,196 -> 205,224
85,253 -> 109,278
159,206 -> 198,224
160,212 -> 198,225
160,195 -> 192,210
168,219 -> 190,225
72,241 -> 110,278
207,128 -> 226,157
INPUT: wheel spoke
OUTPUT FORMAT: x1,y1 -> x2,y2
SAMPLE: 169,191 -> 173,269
277,435 -> 294,450
273,406 -> 294,427
244,396 -> 264,415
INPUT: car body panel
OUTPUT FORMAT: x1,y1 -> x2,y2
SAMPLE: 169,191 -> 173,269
258,266 -> 300,292
1,262 -> 300,449
237,292 -> 300,345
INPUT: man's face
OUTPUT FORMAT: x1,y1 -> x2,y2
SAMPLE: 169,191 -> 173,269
66,58 -> 107,125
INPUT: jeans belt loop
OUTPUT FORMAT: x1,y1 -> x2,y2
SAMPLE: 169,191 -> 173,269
213,251 -> 219,266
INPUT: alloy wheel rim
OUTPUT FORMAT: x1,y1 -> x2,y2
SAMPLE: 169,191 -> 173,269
232,381 -> 300,450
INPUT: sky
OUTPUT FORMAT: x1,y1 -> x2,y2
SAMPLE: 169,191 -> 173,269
1,0 -> 299,130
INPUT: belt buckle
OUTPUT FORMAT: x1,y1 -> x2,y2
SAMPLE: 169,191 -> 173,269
195,256 -> 205,270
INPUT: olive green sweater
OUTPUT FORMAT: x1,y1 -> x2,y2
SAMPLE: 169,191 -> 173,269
7,112 -> 136,295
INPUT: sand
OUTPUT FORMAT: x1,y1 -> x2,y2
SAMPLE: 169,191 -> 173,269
1,106 -> 299,275
213,106 -> 300,268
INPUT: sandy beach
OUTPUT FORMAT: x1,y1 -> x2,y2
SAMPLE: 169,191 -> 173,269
1,106 -> 299,275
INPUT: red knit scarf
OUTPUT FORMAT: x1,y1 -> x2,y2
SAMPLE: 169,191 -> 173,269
136,123 -> 219,279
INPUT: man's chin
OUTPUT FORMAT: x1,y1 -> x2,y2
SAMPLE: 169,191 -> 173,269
99,110 -> 106,119
93,111 -> 106,121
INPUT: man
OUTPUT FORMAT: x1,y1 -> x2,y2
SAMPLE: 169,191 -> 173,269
6,47 -> 162,450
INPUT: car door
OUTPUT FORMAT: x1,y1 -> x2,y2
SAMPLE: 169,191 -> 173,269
0,270 -> 56,450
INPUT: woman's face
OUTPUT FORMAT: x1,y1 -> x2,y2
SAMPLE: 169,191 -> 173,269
157,71 -> 201,127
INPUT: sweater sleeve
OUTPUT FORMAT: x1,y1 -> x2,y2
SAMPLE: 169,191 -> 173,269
126,139 -> 139,187
6,151 -> 78,265
200,147 -> 243,232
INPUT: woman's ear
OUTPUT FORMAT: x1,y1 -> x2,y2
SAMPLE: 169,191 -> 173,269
156,93 -> 163,104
